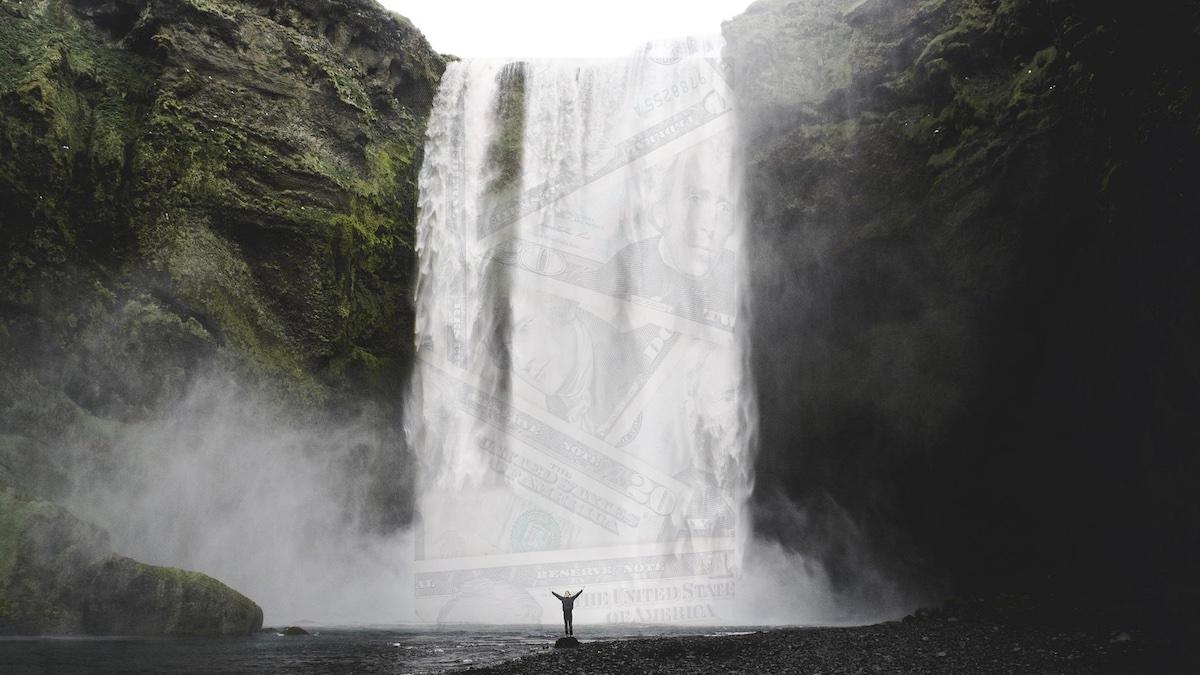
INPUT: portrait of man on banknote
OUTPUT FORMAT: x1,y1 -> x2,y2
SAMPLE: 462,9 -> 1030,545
594,137 -> 738,329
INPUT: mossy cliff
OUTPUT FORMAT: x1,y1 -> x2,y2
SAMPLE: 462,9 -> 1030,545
726,0 -> 1200,608
0,0 -> 444,412
0,0 -> 443,634
0,487 -> 263,635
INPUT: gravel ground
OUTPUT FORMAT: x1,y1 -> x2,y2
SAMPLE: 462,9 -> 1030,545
465,599 -> 1185,674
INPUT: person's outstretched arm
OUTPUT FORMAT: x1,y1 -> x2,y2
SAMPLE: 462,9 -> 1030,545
552,592 -> 563,600
576,589 -> 584,598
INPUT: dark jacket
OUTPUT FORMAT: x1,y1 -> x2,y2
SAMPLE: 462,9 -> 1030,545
552,590 -> 584,613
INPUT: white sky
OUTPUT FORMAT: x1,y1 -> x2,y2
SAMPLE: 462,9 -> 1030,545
380,0 -> 752,58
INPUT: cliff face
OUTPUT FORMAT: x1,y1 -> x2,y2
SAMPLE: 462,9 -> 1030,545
0,0 -> 444,412
726,0 -> 1200,605
0,0 -> 443,632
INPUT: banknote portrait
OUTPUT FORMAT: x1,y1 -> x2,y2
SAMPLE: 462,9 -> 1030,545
592,138 -> 738,328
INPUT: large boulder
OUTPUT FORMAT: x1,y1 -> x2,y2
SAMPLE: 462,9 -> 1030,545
554,636 -> 581,648
0,486 -> 262,636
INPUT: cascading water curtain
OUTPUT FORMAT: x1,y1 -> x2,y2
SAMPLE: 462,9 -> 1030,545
408,37 -> 753,626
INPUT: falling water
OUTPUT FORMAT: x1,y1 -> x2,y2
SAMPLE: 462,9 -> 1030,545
408,38 -> 753,626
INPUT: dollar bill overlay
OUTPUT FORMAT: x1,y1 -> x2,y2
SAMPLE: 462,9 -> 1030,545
409,39 -> 751,627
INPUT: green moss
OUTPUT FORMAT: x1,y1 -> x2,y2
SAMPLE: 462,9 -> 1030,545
1009,46 -> 1058,113
2,0 -> 444,417
283,30 -> 376,122
123,73 -> 420,399
138,562 -> 257,613
0,0 -> 159,318
874,0 -> 1066,172
488,62 -> 526,194
180,0 -> 240,22
143,218 -> 327,403
0,489 -> 55,620
309,126 -> 425,385
927,143 -> 960,168
0,488 -> 262,635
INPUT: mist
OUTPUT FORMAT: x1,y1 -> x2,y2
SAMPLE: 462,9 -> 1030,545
44,372 -> 417,626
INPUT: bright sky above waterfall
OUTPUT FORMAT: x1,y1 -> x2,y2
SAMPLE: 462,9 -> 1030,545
382,0 -> 752,58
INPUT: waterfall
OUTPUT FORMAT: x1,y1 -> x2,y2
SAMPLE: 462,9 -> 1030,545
408,38 -> 753,626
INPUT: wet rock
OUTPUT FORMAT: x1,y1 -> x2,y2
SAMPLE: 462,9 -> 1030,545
0,487 -> 262,637
554,636 -> 581,648
282,626 -> 311,636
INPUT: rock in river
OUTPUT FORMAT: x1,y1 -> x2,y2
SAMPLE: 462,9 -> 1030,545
555,636 -> 581,648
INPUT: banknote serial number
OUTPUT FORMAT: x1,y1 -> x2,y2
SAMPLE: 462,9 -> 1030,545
633,71 -> 709,117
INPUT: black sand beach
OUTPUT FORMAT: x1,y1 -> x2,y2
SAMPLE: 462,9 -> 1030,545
468,599 -> 1184,674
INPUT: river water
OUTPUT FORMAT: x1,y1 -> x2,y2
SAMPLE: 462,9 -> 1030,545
1,625 -> 765,674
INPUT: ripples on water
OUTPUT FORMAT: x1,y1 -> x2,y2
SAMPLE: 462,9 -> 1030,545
0,624 -> 766,674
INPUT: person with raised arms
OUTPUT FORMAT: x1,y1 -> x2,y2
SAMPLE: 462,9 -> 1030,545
551,589 -> 584,636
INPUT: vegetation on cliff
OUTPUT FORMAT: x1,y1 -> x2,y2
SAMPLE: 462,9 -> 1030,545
488,61 -> 526,194
0,0 -> 445,413
0,0 -> 444,634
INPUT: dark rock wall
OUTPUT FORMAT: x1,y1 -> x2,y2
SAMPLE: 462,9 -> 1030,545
726,0 -> 1200,611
